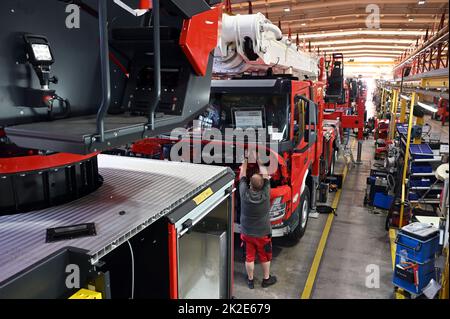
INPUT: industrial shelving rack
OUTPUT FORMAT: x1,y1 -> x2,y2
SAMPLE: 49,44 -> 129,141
396,124 -> 444,207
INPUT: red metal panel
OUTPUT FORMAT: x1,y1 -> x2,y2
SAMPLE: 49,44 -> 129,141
0,153 -> 98,174
168,223 -> 178,299
139,0 -> 152,9
323,110 -> 342,121
179,5 -> 222,76
131,139 -> 162,158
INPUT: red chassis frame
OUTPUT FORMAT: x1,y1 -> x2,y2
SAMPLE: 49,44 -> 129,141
323,86 -> 366,140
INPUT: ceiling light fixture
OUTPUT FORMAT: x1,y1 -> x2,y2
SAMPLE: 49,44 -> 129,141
417,101 -> 438,113
408,18 -> 414,22
298,30 -> 425,39
418,0 -> 426,5
328,49 -> 405,55
325,45 -> 410,51
400,95 -> 411,101
310,38 -> 415,46
284,7 -> 290,12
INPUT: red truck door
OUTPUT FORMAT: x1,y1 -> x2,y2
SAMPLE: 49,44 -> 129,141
290,95 -> 318,213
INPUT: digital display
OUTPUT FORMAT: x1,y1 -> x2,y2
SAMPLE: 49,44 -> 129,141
234,110 -> 263,129
31,44 -> 52,61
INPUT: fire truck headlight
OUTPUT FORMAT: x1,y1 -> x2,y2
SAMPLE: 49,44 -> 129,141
269,197 -> 286,221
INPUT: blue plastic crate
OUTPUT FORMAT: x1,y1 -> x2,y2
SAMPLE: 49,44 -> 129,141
409,178 -> 432,187
393,255 -> 436,295
411,163 -> 433,173
397,124 -> 408,136
408,192 -> 419,200
410,144 -> 434,159
395,232 -> 439,263
373,192 -> 394,210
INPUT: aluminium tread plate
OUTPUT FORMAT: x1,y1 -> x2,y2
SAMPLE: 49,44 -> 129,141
5,114 -> 179,142
0,155 -> 229,284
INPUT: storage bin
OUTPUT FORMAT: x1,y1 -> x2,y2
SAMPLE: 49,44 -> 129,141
393,255 -> 435,295
373,192 -> 394,210
409,144 -> 434,160
409,178 -> 432,187
397,124 -> 408,136
395,230 -> 439,263
408,192 -> 419,200
411,163 -> 433,174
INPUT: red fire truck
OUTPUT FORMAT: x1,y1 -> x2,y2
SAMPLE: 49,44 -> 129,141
131,12 -> 344,241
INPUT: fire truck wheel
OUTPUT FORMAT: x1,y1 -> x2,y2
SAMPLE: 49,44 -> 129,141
287,186 -> 310,242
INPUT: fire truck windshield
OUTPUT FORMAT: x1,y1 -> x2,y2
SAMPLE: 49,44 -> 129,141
202,93 -> 289,141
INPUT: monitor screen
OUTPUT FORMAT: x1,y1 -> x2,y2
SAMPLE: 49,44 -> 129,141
31,43 -> 52,61
233,109 -> 263,129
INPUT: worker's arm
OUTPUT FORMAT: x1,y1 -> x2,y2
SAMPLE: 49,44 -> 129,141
239,157 -> 248,180
239,157 -> 249,198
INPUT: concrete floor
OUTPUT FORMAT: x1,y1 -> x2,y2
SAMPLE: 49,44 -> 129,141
232,106 -> 448,299
233,204 -> 332,299
311,139 -> 393,299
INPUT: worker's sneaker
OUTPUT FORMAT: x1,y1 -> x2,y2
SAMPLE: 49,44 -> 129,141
247,278 -> 254,289
261,275 -> 277,288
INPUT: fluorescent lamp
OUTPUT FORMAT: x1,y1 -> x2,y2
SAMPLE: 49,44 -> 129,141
299,30 -> 426,39
400,95 -> 411,101
309,38 -> 416,46
417,101 -> 438,113
284,7 -> 290,12
329,49 -> 405,54
418,0 -> 426,5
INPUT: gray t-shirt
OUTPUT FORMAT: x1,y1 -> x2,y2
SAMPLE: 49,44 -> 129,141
239,177 -> 271,237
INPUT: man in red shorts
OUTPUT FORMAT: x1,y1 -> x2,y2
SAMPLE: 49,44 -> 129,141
239,153 -> 277,289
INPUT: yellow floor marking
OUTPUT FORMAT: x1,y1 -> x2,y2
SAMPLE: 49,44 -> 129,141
301,140 -> 354,299
389,228 -> 397,269
389,228 -> 406,299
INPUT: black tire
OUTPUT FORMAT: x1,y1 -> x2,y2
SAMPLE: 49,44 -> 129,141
287,186 -> 310,242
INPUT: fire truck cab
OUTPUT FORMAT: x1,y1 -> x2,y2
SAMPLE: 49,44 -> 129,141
207,77 -> 326,240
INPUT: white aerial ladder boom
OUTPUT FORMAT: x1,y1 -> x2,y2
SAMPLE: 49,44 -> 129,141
214,13 -> 319,79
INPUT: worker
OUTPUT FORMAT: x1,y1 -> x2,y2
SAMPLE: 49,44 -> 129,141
239,150 -> 277,289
